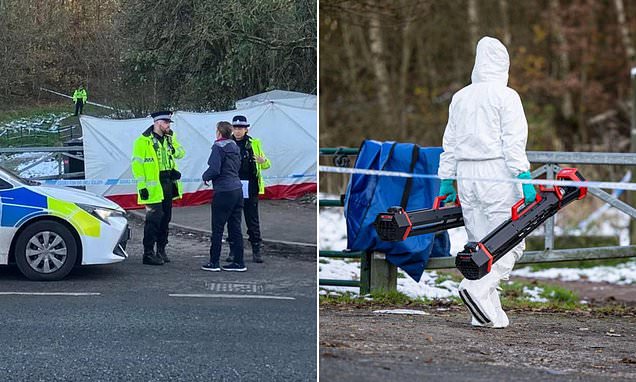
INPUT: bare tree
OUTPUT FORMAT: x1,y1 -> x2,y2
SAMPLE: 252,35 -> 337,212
467,0 -> 479,46
498,0 -> 511,46
614,0 -> 635,65
549,0 -> 574,120
367,1 -> 392,128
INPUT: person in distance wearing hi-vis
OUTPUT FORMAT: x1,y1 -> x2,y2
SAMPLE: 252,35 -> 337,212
437,36 -> 537,328
72,85 -> 87,116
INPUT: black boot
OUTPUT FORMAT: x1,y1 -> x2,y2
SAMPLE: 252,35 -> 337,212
142,248 -> 164,265
252,243 -> 263,263
157,246 -> 170,263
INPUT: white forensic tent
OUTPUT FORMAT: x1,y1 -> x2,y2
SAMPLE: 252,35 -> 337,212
235,90 -> 316,109
80,94 -> 316,209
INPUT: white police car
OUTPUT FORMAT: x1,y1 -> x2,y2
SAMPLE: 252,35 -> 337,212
0,166 -> 129,280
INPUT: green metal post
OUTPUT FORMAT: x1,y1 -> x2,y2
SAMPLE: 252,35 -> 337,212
319,279 -> 361,287
319,250 -> 364,259
359,252 -> 371,295
631,67 -> 636,245
319,199 -> 343,207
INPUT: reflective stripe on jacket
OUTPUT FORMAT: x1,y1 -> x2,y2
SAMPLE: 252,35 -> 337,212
131,126 -> 185,204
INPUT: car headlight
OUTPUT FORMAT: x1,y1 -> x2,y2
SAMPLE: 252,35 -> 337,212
77,204 -> 126,225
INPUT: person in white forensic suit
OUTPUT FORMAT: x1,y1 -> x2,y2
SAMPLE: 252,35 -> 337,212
437,36 -> 537,328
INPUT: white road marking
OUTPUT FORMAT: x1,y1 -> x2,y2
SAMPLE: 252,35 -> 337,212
0,292 -> 101,296
169,293 -> 295,300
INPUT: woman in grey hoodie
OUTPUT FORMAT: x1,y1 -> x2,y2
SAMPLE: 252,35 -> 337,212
201,121 -> 246,272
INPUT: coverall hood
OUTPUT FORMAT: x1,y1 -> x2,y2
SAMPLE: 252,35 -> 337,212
471,36 -> 509,86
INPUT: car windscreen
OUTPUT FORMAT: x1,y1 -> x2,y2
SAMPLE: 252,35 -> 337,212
0,166 -> 40,186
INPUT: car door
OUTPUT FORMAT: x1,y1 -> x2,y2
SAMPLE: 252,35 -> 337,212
0,175 -> 11,264
0,174 -> 13,224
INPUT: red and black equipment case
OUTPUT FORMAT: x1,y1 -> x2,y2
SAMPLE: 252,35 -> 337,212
374,195 -> 463,242
373,168 -> 587,280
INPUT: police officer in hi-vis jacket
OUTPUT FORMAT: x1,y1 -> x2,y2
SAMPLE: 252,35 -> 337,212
131,111 -> 186,265
228,115 -> 270,263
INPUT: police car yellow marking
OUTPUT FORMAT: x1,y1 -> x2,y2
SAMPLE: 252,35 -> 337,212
48,198 -> 101,237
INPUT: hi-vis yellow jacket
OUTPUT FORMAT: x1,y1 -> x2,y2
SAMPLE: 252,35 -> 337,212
131,127 -> 185,205
72,88 -> 87,103
249,137 -> 271,195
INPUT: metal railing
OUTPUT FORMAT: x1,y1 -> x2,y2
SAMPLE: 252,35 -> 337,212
319,148 -> 636,294
0,124 -> 81,147
0,146 -> 85,180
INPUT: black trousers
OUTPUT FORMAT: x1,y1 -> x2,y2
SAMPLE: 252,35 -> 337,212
210,189 -> 244,265
74,100 -> 84,116
142,180 -> 173,253
243,195 -> 262,246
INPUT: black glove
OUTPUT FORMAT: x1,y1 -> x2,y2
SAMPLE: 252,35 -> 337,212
139,188 -> 149,200
171,169 -> 182,180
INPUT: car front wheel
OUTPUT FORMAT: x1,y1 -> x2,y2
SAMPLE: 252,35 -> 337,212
14,220 -> 78,281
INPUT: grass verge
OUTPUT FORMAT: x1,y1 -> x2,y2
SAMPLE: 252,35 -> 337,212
0,103 -> 70,124
319,278 -> 632,314
0,103 -> 114,147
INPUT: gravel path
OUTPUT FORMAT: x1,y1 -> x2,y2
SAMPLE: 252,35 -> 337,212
320,304 -> 636,381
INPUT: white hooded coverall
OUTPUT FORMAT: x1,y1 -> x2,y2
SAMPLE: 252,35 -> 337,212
438,36 -> 530,328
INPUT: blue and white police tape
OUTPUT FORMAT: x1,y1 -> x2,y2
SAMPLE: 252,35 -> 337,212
319,165 -> 636,192
38,174 -> 316,187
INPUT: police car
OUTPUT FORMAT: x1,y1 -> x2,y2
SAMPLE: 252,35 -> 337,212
0,166 -> 130,281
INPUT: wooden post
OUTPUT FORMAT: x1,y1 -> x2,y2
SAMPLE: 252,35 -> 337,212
369,252 -> 397,293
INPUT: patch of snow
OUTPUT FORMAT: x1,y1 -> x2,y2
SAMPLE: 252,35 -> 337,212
8,152 -> 43,160
531,207 -> 629,246
319,208 -> 348,251
513,260 -> 636,285
0,153 -> 61,178
319,258 -> 360,282
16,159 -> 60,178
522,286 -> 548,303
0,113 -> 71,133
0,113 -> 73,178
397,270 -> 459,299
571,208 -> 630,246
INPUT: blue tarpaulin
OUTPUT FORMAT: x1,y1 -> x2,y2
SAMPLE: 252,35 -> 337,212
344,140 -> 451,282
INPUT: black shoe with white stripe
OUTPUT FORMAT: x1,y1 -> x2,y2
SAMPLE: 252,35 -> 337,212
222,263 -> 247,272
201,262 -> 221,272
